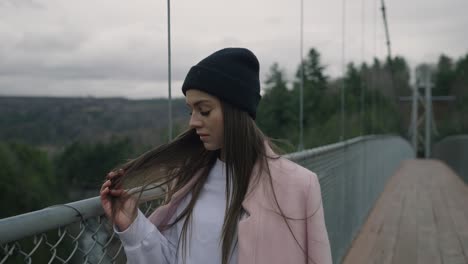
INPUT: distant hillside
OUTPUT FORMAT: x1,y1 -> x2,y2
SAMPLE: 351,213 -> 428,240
0,96 -> 189,154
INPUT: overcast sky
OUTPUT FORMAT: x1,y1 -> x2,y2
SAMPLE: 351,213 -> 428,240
0,0 -> 466,99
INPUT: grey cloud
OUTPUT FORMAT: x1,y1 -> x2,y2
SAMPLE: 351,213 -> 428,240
15,31 -> 83,52
0,0 -> 467,99
264,16 -> 284,26
0,75 -> 185,99
0,24 -> 196,82
0,0 -> 43,9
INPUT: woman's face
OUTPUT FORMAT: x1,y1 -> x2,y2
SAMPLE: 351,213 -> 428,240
185,89 -> 224,151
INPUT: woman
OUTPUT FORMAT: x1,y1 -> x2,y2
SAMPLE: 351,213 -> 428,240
100,48 -> 332,264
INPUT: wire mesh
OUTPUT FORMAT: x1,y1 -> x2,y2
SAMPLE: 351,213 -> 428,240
1,135 -> 415,264
290,136 -> 414,262
0,200 -> 161,264
432,135 -> 468,183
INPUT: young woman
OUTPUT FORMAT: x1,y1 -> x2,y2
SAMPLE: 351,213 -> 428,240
100,48 -> 332,264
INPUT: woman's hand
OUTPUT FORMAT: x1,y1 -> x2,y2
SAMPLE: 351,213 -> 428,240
100,169 -> 138,231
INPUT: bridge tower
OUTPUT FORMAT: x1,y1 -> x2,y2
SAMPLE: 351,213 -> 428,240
409,65 -> 438,158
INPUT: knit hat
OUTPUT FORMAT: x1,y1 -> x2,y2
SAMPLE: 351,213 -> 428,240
181,48 -> 261,119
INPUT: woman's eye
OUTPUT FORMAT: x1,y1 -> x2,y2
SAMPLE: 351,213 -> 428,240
188,111 -> 192,116
200,111 -> 211,116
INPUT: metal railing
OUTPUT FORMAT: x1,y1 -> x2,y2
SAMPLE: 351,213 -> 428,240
0,135 -> 414,264
289,135 -> 414,262
432,135 -> 468,183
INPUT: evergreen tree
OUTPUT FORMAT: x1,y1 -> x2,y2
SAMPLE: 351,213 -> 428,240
293,48 -> 329,126
389,56 -> 412,96
452,54 -> 468,98
257,63 -> 295,144
433,54 -> 455,96
54,137 -> 134,195
0,142 -> 58,217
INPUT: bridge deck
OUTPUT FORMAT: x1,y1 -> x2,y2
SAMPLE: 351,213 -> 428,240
343,159 -> 468,264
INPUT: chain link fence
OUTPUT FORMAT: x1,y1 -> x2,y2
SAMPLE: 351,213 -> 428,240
289,135 -> 413,262
1,199 -> 161,264
1,135 -> 414,264
432,135 -> 468,183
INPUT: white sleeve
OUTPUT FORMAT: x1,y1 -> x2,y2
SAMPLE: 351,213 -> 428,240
114,209 -> 177,264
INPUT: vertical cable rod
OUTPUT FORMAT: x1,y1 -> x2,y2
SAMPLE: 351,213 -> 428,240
167,0 -> 173,141
360,0 -> 366,136
298,0 -> 304,150
371,0 -> 377,134
340,0 -> 347,141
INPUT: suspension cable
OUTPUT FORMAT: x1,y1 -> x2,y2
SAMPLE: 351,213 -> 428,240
380,0 -> 397,117
167,0 -> 173,141
340,0 -> 347,141
360,0 -> 366,136
372,0 -> 377,134
380,0 -> 392,59
298,0 -> 304,150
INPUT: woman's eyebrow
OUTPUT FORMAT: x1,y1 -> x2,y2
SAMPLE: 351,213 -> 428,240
186,99 -> 211,108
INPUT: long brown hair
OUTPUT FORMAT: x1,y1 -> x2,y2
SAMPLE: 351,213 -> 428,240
109,100 -> 315,264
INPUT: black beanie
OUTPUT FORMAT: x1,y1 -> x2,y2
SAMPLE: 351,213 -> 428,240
181,48 -> 261,119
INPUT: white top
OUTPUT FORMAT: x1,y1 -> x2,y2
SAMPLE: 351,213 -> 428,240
115,158 -> 238,264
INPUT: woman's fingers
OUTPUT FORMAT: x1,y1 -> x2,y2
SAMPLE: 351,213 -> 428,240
100,181 -> 137,228
106,169 -> 125,180
101,178 -> 125,198
100,193 -> 113,219
100,186 -> 108,195
100,180 -> 111,191
100,185 -> 123,199
105,169 -> 126,192
101,170 -> 132,223
109,189 -> 124,196
106,172 -> 116,180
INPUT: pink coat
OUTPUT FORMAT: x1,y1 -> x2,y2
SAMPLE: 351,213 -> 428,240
148,145 -> 332,264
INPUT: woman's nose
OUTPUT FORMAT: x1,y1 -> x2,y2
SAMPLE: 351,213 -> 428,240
189,113 -> 202,128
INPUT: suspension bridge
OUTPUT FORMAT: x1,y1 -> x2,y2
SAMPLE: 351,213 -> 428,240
1,0 -> 467,263
1,134 -> 467,263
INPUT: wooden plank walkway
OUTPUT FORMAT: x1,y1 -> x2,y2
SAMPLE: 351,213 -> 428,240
343,159 -> 468,264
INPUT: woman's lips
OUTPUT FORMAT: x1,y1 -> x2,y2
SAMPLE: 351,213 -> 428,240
198,134 -> 209,140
